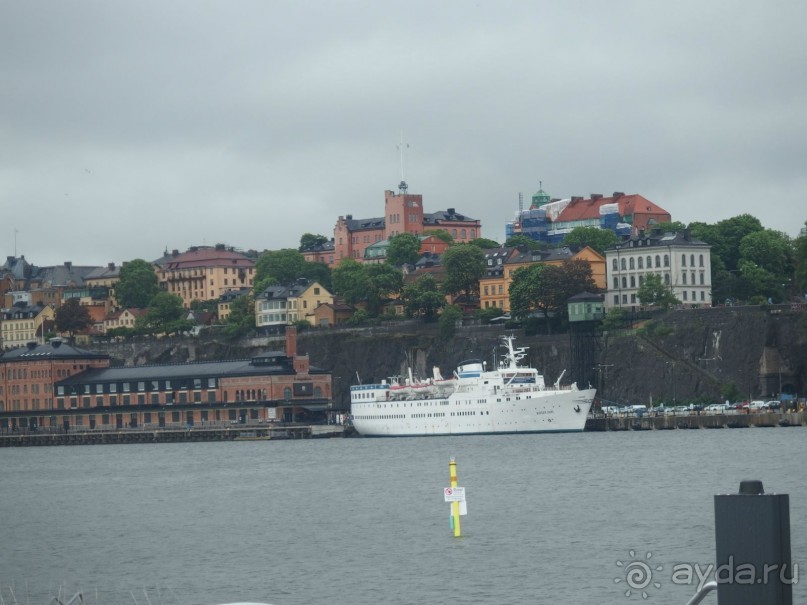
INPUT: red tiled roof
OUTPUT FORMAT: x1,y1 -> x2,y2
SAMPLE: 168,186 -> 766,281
555,194 -> 670,223
164,247 -> 254,270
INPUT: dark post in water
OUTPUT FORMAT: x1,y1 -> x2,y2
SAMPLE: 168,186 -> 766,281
713,479 -> 793,605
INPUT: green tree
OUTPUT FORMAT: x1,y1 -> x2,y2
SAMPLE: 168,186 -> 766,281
476,306 -> 506,323
554,259 -> 597,302
438,304 -> 463,340
649,221 -> 687,233
303,260 -> 332,291
738,229 -> 793,281
225,294 -> 255,337
508,260 -> 596,333
441,244 -> 485,301
636,273 -> 680,309
504,234 -> 543,250
254,249 -> 308,289
509,264 -> 551,327
190,299 -> 219,312
562,227 -> 619,255
331,259 -> 370,305
139,292 -> 189,336
794,221 -> 807,295
467,237 -> 500,250
386,233 -> 422,267
401,274 -> 445,320
600,308 -> 627,330
55,298 -> 92,337
691,214 -> 764,273
116,259 -> 159,308
736,259 -> 780,303
299,233 -> 329,251
365,263 -> 404,313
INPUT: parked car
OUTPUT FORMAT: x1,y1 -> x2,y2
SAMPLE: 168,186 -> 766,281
764,400 -> 781,411
748,400 -> 767,410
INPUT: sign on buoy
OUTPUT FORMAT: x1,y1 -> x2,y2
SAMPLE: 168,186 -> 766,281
443,486 -> 465,502
446,457 -> 467,537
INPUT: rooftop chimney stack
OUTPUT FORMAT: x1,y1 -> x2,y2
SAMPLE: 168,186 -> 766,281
285,325 -> 298,358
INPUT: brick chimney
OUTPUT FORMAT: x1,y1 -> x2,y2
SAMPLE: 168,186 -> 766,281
285,325 -> 297,358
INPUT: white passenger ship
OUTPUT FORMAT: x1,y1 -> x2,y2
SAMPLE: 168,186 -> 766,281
350,335 -> 595,436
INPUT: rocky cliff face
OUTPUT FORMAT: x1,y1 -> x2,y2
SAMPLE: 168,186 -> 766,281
90,306 -> 807,408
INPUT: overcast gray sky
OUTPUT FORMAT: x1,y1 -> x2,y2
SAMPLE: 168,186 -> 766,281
2,1 -> 806,267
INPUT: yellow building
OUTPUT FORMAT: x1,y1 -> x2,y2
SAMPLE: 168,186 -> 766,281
158,245 -> 256,308
217,289 -> 251,322
84,262 -> 121,308
104,308 -> 147,333
255,280 -> 334,329
1,303 -> 55,349
479,246 -> 605,313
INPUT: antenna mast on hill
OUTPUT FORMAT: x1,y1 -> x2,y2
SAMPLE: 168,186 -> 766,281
397,131 -> 409,193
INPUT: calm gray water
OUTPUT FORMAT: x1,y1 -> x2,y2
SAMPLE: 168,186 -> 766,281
1,429 -> 805,605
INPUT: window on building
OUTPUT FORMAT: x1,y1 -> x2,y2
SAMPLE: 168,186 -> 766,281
647,256 -> 652,268
630,276 -> 636,287
664,274 -> 670,285
621,277 -> 627,288
629,257 -> 635,270
612,259 -> 618,271
664,255 -> 669,267
699,254 -> 704,267
683,273 -> 687,285
683,291 -> 688,301
620,258 -> 626,270
691,254 -> 695,266
638,257 -> 644,269
613,295 -> 619,305
700,273 -> 705,285
682,254 -> 687,266
655,255 -> 660,267
613,277 -> 618,289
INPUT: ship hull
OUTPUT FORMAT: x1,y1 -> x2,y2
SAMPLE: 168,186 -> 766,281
351,387 -> 595,437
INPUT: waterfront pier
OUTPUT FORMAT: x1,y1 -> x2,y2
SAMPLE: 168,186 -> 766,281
0,423 -> 347,447
586,410 -> 804,431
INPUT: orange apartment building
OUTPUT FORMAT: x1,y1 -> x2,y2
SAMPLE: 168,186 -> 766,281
479,246 -> 605,313
0,328 -> 332,432
158,244 -> 256,308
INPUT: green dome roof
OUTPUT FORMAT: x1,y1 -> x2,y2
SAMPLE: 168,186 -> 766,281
530,188 -> 550,208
